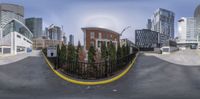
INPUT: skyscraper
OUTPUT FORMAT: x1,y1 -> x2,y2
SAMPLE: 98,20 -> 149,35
69,34 -> 74,45
48,26 -> 62,40
178,17 -> 197,44
25,18 -> 43,38
147,19 -> 152,30
63,36 -> 67,45
151,8 -> 175,39
0,3 -> 32,55
194,5 -> 200,44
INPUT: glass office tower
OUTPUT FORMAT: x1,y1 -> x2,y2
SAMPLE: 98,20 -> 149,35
152,8 -> 175,39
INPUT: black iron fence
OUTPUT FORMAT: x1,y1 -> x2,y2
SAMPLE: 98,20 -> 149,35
44,50 -> 138,80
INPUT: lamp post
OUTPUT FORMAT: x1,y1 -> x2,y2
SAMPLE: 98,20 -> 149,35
120,26 -> 131,36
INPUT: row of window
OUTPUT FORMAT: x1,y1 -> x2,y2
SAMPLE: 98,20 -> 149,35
90,40 -> 117,48
3,20 -> 33,40
90,32 -> 115,40
16,34 -> 32,44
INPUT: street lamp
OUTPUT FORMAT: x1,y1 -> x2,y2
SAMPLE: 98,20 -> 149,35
120,26 -> 131,36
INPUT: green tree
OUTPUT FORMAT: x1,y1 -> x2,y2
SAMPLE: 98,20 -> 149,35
108,42 -> 116,61
126,44 -> 130,55
88,46 -> 96,63
121,44 -> 126,57
101,42 -> 108,61
67,43 -> 76,62
57,44 -> 60,57
76,41 -> 81,62
116,43 -> 122,59
59,43 -> 67,66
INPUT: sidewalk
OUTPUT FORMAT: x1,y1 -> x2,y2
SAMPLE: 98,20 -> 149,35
0,50 -> 41,65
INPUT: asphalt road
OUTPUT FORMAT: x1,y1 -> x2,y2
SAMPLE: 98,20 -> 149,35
0,51 -> 200,99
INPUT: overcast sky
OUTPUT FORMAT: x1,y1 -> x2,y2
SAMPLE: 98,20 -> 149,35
1,0 -> 200,45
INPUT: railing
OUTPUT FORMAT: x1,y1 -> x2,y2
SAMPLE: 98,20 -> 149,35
45,51 -> 138,80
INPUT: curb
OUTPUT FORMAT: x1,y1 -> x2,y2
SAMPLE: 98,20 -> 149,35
43,52 -> 139,86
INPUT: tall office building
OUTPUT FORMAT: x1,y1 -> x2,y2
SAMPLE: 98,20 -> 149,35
194,5 -> 200,45
135,29 -> 169,49
147,19 -> 152,30
135,29 -> 159,49
25,18 -> 42,38
63,36 -> 67,45
151,8 -> 175,39
48,26 -> 62,40
69,34 -> 74,45
0,3 -> 33,55
178,17 -> 197,44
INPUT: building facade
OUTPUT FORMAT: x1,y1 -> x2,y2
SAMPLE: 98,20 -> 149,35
147,19 -> 152,30
178,17 -> 197,44
0,3 -> 33,55
135,29 -> 159,49
69,34 -> 74,45
48,26 -> 62,41
32,38 -> 63,49
120,38 -> 135,47
63,35 -> 67,45
194,5 -> 200,47
151,8 -> 175,39
82,27 -> 120,51
25,17 -> 42,38
120,38 -> 136,54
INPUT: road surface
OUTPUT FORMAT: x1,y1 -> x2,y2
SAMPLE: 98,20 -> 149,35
0,50 -> 200,99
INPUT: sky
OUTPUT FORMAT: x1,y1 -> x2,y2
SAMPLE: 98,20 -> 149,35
1,0 -> 200,45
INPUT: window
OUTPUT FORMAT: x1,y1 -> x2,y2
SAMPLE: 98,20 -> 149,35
90,32 -> 95,39
90,41 -> 94,46
98,41 -> 101,48
3,20 -> 33,40
17,35 -> 21,38
3,48 -> 11,54
17,46 -> 25,52
99,32 -> 102,39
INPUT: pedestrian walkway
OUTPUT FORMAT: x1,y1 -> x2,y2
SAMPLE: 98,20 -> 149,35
0,50 -> 41,65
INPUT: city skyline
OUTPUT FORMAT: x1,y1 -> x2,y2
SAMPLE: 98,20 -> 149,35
1,0 -> 200,45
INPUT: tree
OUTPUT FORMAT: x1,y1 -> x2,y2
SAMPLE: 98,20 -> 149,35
59,43 -> 67,66
67,43 -> 76,62
76,41 -> 81,62
88,46 -> 96,63
121,44 -> 126,57
108,42 -> 116,61
126,43 -> 130,55
116,43 -> 122,59
101,42 -> 108,61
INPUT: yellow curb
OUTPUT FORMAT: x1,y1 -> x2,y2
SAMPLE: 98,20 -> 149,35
43,52 -> 138,86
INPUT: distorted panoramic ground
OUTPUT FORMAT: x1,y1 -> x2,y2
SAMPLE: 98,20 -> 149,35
0,50 -> 200,99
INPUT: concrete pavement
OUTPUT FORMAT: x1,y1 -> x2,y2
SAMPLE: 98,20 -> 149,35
0,50 -> 41,65
144,49 -> 200,66
0,50 -> 200,99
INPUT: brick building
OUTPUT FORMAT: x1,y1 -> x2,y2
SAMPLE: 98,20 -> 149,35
82,27 -> 120,51
81,27 -> 120,61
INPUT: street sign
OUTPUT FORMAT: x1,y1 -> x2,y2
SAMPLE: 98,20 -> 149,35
47,47 -> 57,57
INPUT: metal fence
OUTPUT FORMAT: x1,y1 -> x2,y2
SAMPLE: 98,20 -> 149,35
46,51 -> 138,80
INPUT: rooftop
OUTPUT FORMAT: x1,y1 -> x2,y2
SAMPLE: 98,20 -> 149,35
81,27 -> 120,35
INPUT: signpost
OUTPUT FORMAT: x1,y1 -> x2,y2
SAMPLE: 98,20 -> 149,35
47,46 -> 58,69
47,47 -> 57,57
